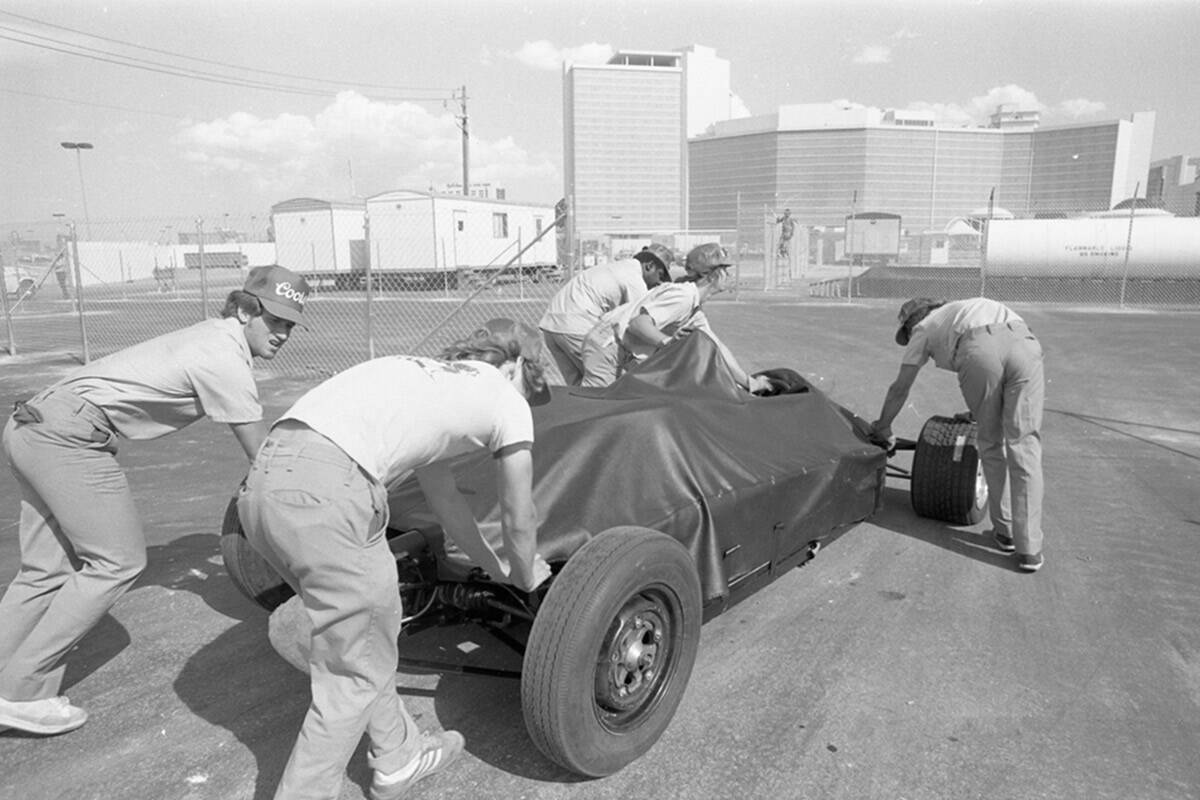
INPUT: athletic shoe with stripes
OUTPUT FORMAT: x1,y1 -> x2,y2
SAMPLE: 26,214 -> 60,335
370,730 -> 464,800
992,531 -> 1016,553
1017,553 -> 1044,573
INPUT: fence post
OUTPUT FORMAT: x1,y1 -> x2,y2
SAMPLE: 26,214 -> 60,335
1119,182 -> 1139,309
763,207 -> 776,292
1,260 -> 15,355
69,222 -> 91,363
846,191 -> 857,303
196,218 -> 209,319
366,240 -> 376,360
979,187 -> 995,298
517,229 -> 525,301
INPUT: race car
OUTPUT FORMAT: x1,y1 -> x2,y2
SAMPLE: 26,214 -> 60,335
220,331 -> 985,777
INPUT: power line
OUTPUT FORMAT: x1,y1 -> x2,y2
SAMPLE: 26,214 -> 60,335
0,86 -> 182,119
0,31 -> 356,98
0,30 -> 450,102
0,9 -> 451,95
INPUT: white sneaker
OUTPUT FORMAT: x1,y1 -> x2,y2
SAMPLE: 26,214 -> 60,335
370,730 -> 464,800
0,695 -> 88,735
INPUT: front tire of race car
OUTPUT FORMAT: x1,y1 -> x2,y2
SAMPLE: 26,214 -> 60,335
219,496 -> 295,612
909,415 -> 989,525
521,526 -> 702,777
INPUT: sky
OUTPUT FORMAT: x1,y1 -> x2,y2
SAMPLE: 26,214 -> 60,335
2,0 -> 1198,228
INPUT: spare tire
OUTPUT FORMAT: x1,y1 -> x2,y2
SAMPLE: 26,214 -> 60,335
909,415 -> 988,525
219,496 -> 294,611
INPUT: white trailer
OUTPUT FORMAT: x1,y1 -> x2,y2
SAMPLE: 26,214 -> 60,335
365,190 -> 556,287
270,198 -> 367,287
985,214 -> 1200,278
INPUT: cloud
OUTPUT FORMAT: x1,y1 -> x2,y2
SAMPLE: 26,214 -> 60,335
852,45 -> 892,65
174,91 -> 557,198
1058,97 -> 1106,118
506,40 -> 613,71
902,84 -> 1046,126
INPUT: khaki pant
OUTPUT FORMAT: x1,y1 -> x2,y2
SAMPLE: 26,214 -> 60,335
237,422 -> 419,800
580,324 -> 628,388
954,322 -> 1045,556
0,389 -> 140,702
540,328 -> 587,386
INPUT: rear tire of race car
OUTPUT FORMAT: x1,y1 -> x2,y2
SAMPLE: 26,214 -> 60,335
521,526 -> 702,777
219,496 -> 295,612
909,415 -> 989,525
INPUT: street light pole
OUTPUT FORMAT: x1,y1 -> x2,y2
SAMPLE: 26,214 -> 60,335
60,142 -> 94,239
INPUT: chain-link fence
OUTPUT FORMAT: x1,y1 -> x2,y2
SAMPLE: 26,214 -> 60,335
5,193 -> 1198,380
2,209 -> 566,379
731,192 -> 1200,307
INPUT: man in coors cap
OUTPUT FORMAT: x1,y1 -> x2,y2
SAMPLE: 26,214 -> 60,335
0,265 -> 310,736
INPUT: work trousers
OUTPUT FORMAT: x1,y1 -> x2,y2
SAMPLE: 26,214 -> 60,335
237,422 -> 419,800
579,324 -> 631,388
0,389 -> 142,701
953,322 -> 1045,556
540,328 -> 587,386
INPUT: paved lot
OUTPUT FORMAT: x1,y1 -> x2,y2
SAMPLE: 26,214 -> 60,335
1,301 -> 1198,800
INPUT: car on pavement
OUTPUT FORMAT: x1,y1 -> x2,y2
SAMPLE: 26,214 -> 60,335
219,331 -> 984,777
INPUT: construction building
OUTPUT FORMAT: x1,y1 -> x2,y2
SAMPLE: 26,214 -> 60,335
688,104 -> 1157,233
1148,155 -> 1200,217
562,45 -> 741,256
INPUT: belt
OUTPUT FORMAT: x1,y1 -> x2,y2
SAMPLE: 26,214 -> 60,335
15,388 -> 114,443
952,320 -> 1032,361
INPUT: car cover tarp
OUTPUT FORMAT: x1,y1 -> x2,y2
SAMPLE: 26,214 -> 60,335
387,332 -> 885,603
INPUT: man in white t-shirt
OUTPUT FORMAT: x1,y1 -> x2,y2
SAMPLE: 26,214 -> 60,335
579,242 -> 769,393
236,318 -> 552,800
538,244 -> 673,385
0,265 -> 310,736
869,297 -> 1046,572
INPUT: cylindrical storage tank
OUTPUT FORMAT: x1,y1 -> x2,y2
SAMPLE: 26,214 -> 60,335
985,217 -> 1200,278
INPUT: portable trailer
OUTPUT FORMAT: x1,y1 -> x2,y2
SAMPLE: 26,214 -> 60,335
270,198 -> 368,288
365,190 -> 557,289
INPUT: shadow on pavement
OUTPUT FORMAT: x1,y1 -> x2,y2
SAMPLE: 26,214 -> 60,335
139,532 -> 261,622
173,616 -> 309,800
45,615 -> 131,700
397,623 -> 585,784
870,485 -> 1017,571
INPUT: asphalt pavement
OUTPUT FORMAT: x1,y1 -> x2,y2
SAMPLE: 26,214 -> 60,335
1,301 -> 1198,800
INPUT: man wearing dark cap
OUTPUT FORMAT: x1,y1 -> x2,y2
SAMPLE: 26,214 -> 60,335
869,297 -> 1046,572
539,244 -> 673,385
237,318 -> 552,800
580,242 -> 769,392
0,265 -> 311,736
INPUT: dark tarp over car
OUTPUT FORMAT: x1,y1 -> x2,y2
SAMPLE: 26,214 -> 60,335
387,332 -> 886,607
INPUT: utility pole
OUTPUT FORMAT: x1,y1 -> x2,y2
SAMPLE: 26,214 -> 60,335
455,85 -> 469,195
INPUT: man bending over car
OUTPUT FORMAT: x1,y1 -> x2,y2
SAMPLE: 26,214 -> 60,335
579,242 -> 770,393
237,318 -> 552,800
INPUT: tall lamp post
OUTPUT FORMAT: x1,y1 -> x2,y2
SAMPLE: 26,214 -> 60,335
60,142 -> 94,239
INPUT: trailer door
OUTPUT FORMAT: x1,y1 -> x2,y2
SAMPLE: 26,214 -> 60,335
451,209 -> 467,267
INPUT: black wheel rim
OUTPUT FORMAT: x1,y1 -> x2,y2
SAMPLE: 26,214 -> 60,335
592,584 -> 682,732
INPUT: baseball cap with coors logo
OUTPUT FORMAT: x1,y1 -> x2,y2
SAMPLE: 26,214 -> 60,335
243,265 -> 312,324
